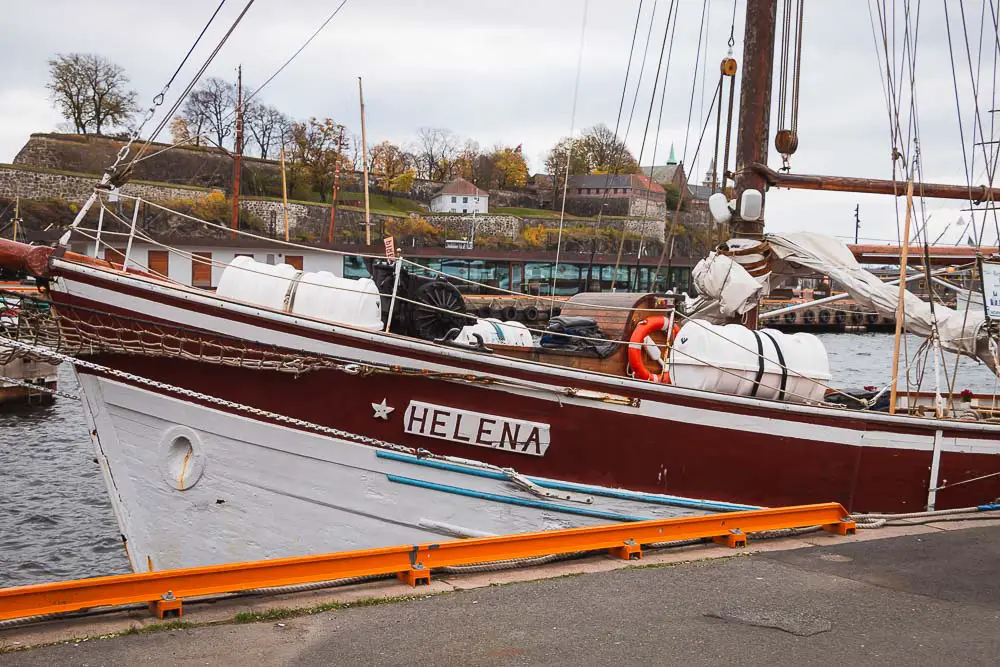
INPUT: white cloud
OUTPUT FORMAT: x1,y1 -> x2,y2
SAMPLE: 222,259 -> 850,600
0,88 -> 62,163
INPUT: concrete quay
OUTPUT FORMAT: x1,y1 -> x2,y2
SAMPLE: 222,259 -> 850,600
2,517 -> 1000,666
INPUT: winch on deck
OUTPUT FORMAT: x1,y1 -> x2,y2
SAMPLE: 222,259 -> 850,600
372,261 -> 468,340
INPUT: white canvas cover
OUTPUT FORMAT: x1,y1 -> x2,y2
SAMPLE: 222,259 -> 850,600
691,253 -> 762,318
765,232 -> 998,375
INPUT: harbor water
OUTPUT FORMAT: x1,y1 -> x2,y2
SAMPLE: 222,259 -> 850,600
1,332 -> 998,588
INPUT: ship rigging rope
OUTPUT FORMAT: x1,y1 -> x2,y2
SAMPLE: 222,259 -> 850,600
933,0 -> 1000,406
936,0 -> 1000,406
872,0 -> 930,404
582,0 -> 647,286
128,0 -> 351,167
945,0 -> 1000,246
551,0 -> 589,309
611,0 -> 681,291
0,335 -> 419,453
116,0 -> 257,176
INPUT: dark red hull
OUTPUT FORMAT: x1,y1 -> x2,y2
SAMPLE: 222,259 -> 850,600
44,261 -> 1000,513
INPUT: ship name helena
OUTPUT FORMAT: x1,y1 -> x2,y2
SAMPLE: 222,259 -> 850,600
403,401 -> 550,456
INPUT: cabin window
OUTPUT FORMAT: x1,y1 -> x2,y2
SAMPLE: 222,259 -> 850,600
285,255 -> 304,270
104,247 -> 126,265
147,250 -> 169,277
192,252 -> 213,288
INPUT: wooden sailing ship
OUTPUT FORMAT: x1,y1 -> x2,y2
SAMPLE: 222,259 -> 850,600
2,1 -> 1000,571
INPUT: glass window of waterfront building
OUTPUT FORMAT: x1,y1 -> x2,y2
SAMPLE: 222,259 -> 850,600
344,255 -> 371,279
350,256 -> 693,298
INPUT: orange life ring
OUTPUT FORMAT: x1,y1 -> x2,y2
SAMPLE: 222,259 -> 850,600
628,316 -> 680,383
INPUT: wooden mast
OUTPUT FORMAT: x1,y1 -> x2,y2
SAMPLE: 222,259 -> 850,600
231,65 -> 243,241
731,0 -> 778,240
359,77 -> 372,246
888,179 -> 915,415
753,163 -> 1000,202
280,147 -> 290,241
729,0 -> 778,329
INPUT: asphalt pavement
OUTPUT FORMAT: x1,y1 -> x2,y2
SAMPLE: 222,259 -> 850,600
3,525 -> 1000,666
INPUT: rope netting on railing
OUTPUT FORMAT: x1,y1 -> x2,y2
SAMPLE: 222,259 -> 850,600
0,291 -> 342,376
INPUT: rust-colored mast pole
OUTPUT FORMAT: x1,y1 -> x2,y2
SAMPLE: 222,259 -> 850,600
231,65 -> 243,241
731,0 -> 778,240
753,163 -> 1000,202
729,0 -> 777,330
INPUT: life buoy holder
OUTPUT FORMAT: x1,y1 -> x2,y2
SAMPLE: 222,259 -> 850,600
628,316 -> 681,383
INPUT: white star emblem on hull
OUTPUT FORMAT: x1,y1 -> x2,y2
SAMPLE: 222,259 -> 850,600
372,398 -> 394,420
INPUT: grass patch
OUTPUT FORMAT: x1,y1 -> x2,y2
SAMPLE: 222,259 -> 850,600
491,206 -> 561,218
121,620 -> 194,635
246,191 -> 425,217
0,620 -> 195,656
234,593 -> 429,624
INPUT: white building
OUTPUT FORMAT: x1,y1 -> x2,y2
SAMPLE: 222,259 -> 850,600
429,177 -> 489,214
70,237 -> 360,289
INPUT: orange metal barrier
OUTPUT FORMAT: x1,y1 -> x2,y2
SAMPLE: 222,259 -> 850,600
0,503 -> 854,622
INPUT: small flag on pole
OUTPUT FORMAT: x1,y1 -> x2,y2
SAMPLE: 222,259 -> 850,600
384,236 -> 396,262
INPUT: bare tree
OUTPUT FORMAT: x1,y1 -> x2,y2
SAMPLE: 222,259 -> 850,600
415,127 -> 458,181
578,123 -> 639,173
245,101 -> 288,159
46,53 -> 138,135
182,77 -> 236,150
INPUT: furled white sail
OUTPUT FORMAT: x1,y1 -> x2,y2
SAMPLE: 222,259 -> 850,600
766,232 -> 998,375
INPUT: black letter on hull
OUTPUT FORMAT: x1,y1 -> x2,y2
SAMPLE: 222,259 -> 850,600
407,406 -> 428,433
522,427 -> 542,455
500,422 -> 522,450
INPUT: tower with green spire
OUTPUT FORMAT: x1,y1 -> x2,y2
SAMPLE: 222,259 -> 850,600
667,142 -> 677,165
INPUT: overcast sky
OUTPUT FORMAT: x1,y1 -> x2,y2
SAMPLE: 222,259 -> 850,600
1,0 -> 997,246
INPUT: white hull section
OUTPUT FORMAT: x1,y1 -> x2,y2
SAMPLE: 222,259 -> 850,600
76,372 -> 707,572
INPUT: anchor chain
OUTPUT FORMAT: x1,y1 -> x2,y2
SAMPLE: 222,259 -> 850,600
0,336 -> 417,455
0,374 -> 79,401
